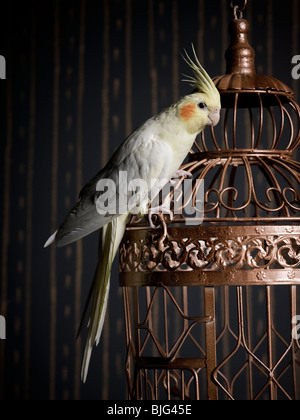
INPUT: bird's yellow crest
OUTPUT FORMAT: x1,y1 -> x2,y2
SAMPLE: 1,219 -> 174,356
182,45 -> 220,105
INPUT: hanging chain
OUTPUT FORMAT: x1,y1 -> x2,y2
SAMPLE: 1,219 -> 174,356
230,0 -> 247,19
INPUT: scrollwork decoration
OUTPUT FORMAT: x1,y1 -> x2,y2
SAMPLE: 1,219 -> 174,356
120,231 -> 300,273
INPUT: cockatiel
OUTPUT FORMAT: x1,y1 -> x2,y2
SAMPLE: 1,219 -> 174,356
44,48 -> 221,382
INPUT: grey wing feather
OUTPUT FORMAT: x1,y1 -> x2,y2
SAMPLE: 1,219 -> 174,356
53,162 -> 128,247
54,196 -> 115,247
45,119 -> 162,248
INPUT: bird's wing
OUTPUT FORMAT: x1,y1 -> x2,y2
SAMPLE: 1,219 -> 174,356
45,120 -> 173,247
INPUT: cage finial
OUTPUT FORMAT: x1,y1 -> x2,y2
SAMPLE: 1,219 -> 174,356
225,19 -> 255,75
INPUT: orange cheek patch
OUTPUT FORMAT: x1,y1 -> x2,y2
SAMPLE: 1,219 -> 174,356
180,104 -> 196,121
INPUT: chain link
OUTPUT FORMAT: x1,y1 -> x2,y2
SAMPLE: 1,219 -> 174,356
230,0 -> 248,19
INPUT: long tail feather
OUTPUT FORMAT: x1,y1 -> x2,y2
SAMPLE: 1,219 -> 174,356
80,212 -> 129,383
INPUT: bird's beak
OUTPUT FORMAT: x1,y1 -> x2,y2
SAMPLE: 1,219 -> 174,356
207,108 -> 220,126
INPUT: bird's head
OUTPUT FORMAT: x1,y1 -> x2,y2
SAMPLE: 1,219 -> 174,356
177,47 -> 221,134
177,92 -> 220,134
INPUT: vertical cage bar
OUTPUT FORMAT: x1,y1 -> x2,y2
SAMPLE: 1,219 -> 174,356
163,288 -> 169,356
290,285 -> 299,400
246,286 -> 254,400
204,287 -> 218,400
154,369 -> 158,400
123,287 -> 134,399
266,286 -> 276,400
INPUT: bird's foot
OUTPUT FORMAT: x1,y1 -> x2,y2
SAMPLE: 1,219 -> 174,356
172,169 -> 193,180
148,204 -> 173,229
170,170 -> 193,186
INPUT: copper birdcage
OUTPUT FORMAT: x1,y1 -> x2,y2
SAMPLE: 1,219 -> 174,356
119,5 -> 300,400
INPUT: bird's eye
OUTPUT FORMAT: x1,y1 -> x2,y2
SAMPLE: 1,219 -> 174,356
198,102 -> 207,109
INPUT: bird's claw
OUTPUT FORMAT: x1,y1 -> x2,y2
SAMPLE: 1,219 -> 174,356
148,205 -> 173,229
172,169 -> 193,180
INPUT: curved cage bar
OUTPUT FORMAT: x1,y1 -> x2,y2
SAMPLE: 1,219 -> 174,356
120,16 -> 300,400
126,146 -> 300,226
195,94 -> 300,153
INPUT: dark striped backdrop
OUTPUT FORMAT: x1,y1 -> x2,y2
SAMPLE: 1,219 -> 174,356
0,0 -> 299,400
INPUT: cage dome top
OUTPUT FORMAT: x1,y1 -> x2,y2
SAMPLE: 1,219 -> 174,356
196,16 -> 300,156
214,19 -> 294,108
188,17 -> 300,225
